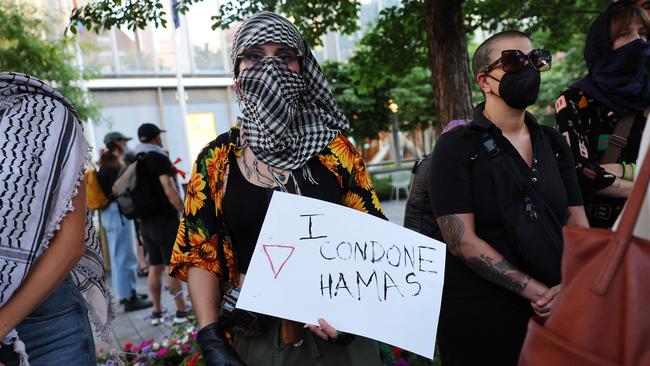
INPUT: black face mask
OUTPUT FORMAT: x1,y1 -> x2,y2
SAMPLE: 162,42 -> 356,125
490,63 -> 541,109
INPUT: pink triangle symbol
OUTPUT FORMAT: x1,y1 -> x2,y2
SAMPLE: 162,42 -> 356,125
262,245 -> 295,279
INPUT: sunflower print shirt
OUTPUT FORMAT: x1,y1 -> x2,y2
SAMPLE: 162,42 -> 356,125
170,127 -> 386,284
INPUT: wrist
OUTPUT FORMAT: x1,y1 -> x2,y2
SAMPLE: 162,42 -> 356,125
618,162 -> 625,178
522,278 -> 547,302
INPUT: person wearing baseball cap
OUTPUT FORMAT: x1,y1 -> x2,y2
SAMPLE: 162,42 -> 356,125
98,131 -> 152,312
137,123 -> 166,143
134,122 -> 188,325
104,131 -> 132,145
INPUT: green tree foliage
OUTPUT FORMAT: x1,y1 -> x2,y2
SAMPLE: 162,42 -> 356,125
68,0 -> 615,131
464,0 -> 609,50
69,0 -> 360,47
343,0 -> 435,137
320,61 -> 390,141
534,34 -> 588,125
320,0 -> 436,140
1,2 -> 100,122
350,0 -> 428,93
389,66 -> 437,130
209,0 -> 359,46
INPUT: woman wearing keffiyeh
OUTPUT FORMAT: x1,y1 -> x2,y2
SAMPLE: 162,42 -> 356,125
0,73 -> 111,365
170,12 -> 385,366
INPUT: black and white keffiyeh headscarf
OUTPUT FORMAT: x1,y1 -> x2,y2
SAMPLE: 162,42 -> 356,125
0,73 -> 113,358
232,12 -> 349,183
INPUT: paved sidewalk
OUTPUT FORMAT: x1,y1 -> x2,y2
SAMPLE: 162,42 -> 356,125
94,198 -> 408,352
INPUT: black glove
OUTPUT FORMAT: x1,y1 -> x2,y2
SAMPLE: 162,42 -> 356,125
327,331 -> 355,346
197,323 -> 246,366
580,161 -> 616,190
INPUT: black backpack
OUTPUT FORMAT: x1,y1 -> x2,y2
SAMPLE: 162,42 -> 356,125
403,154 -> 443,241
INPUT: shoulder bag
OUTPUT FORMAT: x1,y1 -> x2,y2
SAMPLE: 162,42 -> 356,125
519,145 -> 650,366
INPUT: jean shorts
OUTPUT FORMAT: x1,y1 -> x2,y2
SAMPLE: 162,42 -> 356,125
0,276 -> 96,365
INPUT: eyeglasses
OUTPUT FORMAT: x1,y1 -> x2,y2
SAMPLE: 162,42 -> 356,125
482,49 -> 552,74
236,51 -> 303,67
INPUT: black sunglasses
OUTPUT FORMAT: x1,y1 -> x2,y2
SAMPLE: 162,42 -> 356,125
482,49 -> 552,74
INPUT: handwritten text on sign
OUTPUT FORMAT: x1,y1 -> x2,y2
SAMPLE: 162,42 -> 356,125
236,192 -> 446,359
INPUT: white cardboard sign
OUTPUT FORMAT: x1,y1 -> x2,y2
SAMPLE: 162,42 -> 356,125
237,192 -> 446,359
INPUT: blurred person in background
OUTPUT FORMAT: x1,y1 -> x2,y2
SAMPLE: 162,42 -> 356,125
134,123 -> 188,326
98,132 -> 152,312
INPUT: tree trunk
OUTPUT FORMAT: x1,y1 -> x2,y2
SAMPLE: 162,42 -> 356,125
424,0 -> 473,129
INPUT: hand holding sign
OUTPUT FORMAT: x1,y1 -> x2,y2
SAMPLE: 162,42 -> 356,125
237,192 -> 446,359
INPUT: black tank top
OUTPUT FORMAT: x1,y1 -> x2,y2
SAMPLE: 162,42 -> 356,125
222,157 -> 341,273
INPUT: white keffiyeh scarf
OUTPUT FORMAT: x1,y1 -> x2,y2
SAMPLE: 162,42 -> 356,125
0,73 -> 113,351
231,12 -> 349,183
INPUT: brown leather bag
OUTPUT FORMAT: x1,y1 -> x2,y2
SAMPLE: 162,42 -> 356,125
519,147 -> 650,366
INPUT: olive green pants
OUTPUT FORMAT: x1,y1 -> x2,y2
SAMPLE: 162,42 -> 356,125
233,317 -> 381,366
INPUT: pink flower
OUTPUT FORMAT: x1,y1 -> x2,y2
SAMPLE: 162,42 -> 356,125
182,344 -> 191,354
156,348 -> 169,357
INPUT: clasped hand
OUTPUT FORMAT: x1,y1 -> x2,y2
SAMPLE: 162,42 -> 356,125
531,284 -> 561,318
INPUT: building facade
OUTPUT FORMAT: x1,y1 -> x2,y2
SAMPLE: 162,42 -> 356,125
24,0 -> 399,180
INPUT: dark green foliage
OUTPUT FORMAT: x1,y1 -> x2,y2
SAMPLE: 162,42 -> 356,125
464,0 -> 610,50
321,61 -> 391,141
69,0 -> 360,47
66,0 -> 614,134
69,0 -> 168,34
534,33 -> 588,125
389,66 -> 437,130
1,2 -> 100,122
210,0 -> 360,47
327,0 -> 436,139
350,0 -> 428,93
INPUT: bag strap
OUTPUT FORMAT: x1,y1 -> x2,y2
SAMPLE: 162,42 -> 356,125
592,145 -> 650,295
599,114 -> 636,164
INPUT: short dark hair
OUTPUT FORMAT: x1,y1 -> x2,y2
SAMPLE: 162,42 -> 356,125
609,3 -> 650,43
471,30 -> 530,78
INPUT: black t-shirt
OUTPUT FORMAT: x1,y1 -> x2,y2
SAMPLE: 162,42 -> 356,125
138,151 -> 178,218
428,104 -> 583,319
97,166 -> 120,199
222,156 -> 340,274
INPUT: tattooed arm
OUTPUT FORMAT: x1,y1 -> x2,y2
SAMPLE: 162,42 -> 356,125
436,213 -> 549,302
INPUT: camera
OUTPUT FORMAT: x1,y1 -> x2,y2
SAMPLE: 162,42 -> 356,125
218,286 -> 266,336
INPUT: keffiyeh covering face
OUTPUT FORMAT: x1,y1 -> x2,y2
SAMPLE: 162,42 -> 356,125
0,73 -> 113,346
231,12 -> 349,172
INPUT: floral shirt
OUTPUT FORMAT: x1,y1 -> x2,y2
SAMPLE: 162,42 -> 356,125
170,127 -> 385,284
